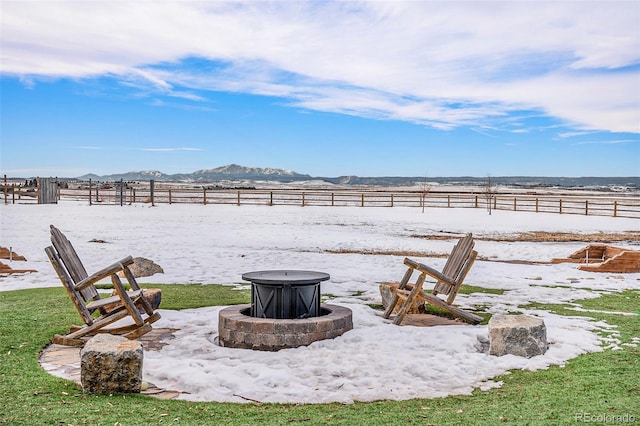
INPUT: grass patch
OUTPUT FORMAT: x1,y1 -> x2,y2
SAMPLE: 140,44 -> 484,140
523,290 -> 640,346
457,284 -> 506,296
1,285 -> 638,425
152,283 -> 250,309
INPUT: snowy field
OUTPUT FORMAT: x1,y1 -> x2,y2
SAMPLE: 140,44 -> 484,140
1,201 -> 639,403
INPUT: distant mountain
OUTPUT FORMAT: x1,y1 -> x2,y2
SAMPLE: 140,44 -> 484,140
320,175 -> 640,189
74,164 -> 640,190
189,164 -> 312,181
77,170 -> 171,181
77,164 -> 312,183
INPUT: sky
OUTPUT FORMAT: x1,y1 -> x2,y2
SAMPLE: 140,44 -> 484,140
1,0 -> 639,178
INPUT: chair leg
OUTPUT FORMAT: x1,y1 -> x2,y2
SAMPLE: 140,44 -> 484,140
111,273 -> 144,325
393,272 -> 426,325
122,266 -> 155,316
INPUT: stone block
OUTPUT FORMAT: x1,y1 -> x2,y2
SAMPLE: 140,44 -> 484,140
379,283 -> 425,314
81,334 -> 143,393
489,314 -> 547,358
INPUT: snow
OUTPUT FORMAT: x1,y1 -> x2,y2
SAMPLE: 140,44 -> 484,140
1,201 -> 639,403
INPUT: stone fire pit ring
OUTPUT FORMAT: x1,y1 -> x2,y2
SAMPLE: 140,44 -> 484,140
218,304 -> 353,351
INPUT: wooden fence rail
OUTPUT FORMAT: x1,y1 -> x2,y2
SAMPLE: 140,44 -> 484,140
54,187 -> 640,218
2,179 -> 639,219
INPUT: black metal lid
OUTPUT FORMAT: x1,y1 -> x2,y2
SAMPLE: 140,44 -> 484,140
242,270 -> 330,285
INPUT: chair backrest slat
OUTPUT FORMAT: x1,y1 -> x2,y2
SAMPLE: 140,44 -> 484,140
50,225 -> 99,301
434,233 -> 474,295
45,245 -> 94,324
446,249 -> 477,304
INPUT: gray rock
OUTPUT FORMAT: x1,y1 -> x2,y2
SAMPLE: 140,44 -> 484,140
122,257 -> 164,278
81,334 -> 143,393
489,314 -> 547,358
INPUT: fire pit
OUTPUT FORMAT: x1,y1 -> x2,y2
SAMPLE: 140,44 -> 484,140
218,270 -> 353,351
243,270 -> 329,319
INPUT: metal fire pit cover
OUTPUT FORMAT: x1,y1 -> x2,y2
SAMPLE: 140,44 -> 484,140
242,270 -> 329,319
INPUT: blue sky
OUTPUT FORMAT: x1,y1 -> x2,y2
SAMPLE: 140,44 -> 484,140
1,1 -> 639,178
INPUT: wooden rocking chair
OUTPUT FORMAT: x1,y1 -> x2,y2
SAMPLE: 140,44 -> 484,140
45,225 -> 161,346
383,233 -> 482,325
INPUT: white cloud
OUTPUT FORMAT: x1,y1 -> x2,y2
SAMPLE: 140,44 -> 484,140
1,1 -> 638,133
141,148 -> 205,152
75,146 -> 103,150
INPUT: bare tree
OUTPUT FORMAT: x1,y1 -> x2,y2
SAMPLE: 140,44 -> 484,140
421,174 -> 432,213
484,174 -> 496,215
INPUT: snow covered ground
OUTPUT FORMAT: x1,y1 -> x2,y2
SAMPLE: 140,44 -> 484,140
1,201 -> 639,403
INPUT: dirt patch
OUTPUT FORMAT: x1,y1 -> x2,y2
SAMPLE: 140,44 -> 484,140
323,249 -> 544,264
325,249 -> 450,258
411,231 -> 640,243
323,230 -> 639,262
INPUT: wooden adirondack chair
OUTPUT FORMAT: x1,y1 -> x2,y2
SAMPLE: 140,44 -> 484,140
45,225 -> 161,346
383,233 -> 482,325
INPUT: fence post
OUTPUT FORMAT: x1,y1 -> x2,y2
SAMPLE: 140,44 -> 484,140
270,191 -> 273,206
89,179 -> 92,205
361,193 -> 364,207
132,188 -> 136,204
535,198 -> 538,213
559,199 -> 562,214
585,200 -> 588,216
169,189 -> 172,204
513,197 -> 517,211
613,201 -> 617,217
302,192 -> 305,207
391,194 -> 394,207
120,179 -> 124,206
96,181 -> 100,203
493,197 -> 497,211
150,180 -> 155,206
3,175 -> 7,204
475,195 -> 478,208
331,192 -> 334,207
12,184 -> 15,204
203,188 -> 207,205
237,191 -> 240,206
447,195 -> 450,208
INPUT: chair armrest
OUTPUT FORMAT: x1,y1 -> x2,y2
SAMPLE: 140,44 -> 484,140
403,258 -> 456,284
74,256 -> 134,291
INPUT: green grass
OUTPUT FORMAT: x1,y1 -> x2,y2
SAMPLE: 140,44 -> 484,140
1,285 -> 638,425
457,284 -> 506,295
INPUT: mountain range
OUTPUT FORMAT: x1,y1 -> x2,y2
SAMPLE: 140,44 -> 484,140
77,164 -> 640,190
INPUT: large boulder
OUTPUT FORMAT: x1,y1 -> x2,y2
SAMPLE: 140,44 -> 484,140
489,314 -> 547,358
119,257 -> 164,278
